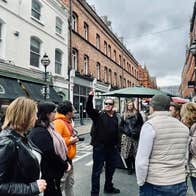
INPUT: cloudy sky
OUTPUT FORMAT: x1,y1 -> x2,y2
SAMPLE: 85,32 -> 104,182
86,0 -> 195,87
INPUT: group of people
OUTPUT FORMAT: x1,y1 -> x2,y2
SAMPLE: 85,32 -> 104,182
0,92 -> 196,196
87,91 -> 196,196
0,97 -> 77,196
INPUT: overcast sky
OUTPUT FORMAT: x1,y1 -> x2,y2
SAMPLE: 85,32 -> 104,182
86,0 -> 195,87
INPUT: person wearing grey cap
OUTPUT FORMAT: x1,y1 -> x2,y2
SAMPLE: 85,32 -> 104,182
135,94 -> 189,196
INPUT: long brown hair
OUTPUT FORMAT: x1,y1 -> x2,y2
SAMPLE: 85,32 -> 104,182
2,97 -> 37,132
124,100 -> 137,119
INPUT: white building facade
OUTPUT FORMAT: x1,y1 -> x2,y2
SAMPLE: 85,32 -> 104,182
0,0 -> 69,102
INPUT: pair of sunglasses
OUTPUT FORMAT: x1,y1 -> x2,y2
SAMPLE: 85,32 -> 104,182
104,102 -> 114,106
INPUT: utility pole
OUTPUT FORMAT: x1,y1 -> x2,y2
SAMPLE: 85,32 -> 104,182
68,0 -> 73,101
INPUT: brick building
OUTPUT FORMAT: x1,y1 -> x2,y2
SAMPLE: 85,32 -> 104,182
138,65 -> 157,89
63,0 -> 141,118
180,1 -> 196,98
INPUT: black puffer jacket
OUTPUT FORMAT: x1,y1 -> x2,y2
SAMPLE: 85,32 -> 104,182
0,128 -> 40,196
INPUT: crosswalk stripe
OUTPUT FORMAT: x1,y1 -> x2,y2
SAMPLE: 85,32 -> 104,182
73,152 -> 92,163
85,160 -> 93,166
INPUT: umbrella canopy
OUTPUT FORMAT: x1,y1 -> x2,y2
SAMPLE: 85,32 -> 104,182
171,97 -> 189,104
101,86 -> 170,98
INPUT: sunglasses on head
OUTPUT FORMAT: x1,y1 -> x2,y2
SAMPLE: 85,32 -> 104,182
104,102 -> 114,106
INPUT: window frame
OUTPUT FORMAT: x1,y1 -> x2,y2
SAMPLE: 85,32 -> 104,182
96,62 -> 100,80
84,22 -> 89,40
72,48 -> 78,71
55,49 -> 63,75
72,12 -> 78,32
104,41 -> 107,55
96,34 -> 100,49
56,17 -> 63,34
31,0 -> 41,20
84,55 -> 89,75
30,36 -> 41,67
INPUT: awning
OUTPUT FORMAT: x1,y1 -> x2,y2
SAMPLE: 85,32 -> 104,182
0,76 -> 25,100
21,81 -> 62,103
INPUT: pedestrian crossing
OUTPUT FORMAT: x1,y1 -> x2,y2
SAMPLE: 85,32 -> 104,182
73,142 -> 93,166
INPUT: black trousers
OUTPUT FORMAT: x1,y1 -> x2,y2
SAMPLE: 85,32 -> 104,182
91,144 -> 118,194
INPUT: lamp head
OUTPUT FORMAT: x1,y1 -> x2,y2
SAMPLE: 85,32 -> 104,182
41,53 -> 50,67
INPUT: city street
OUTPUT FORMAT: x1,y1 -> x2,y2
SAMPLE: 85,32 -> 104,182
72,134 -> 138,196
67,133 -> 195,196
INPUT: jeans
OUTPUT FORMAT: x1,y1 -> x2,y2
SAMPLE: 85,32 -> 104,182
139,182 -> 187,196
91,144 -> 118,195
190,176 -> 196,194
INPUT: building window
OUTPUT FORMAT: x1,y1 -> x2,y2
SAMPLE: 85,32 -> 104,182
114,72 -> 117,86
119,55 -> 121,66
84,22 -> 89,40
72,12 -> 78,32
120,76 -> 122,87
30,37 -> 41,67
108,45 -> 111,58
72,48 -> 78,71
104,41 -> 107,55
124,78 -> 126,87
31,0 -> 41,20
96,34 -> 100,49
96,62 -> 100,80
84,55 -> 89,75
123,59 -> 126,69
56,17 -> 63,34
108,69 -> 112,83
55,49 -> 62,74
114,50 -> 116,61
104,67 -> 108,83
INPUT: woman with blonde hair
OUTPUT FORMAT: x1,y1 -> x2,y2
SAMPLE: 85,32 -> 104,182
121,100 -> 143,174
0,97 -> 47,195
181,102 -> 196,193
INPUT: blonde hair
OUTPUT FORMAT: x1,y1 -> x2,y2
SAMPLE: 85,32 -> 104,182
180,102 -> 196,128
2,97 -> 37,132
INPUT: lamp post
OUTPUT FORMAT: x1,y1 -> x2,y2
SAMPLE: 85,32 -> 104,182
41,53 -> 50,100
189,40 -> 196,96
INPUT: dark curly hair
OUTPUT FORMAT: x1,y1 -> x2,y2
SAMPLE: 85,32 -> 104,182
57,101 -> 73,115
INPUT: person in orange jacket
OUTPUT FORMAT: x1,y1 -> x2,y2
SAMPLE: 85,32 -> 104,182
53,101 -> 79,196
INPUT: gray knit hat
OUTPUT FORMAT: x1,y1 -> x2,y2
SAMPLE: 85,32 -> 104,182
150,94 -> 171,111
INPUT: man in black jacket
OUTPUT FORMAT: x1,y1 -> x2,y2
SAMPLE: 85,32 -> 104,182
86,90 -> 121,196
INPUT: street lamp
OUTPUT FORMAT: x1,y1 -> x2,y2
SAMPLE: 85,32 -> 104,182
189,40 -> 196,96
41,53 -> 50,100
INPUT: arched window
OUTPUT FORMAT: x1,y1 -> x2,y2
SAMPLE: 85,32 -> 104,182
104,66 -> 108,82
104,41 -> 107,55
84,22 -> 89,40
30,36 -> 41,67
72,12 -> 78,32
114,72 -> 117,86
31,0 -> 41,20
96,34 -> 100,49
72,48 -> 78,71
55,49 -> 62,74
56,17 -> 63,34
114,50 -> 116,61
108,69 -> 112,83
96,62 -> 100,80
84,55 -> 89,75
